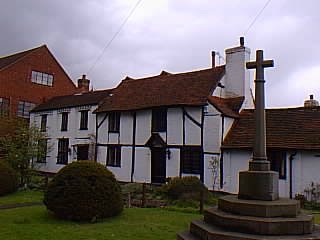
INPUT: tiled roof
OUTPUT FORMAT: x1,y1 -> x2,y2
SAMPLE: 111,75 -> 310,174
95,66 -> 225,112
0,45 -> 44,70
208,96 -> 244,118
31,89 -> 114,112
222,107 -> 320,150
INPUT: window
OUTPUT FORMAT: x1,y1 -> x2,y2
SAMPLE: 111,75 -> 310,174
108,112 -> 120,132
37,139 -> 47,163
0,97 -> 9,117
106,146 -> 121,167
152,108 -> 167,132
17,101 -> 36,118
31,70 -> 54,86
57,138 -> 69,164
40,114 -> 47,132
267,150 -> 286,179
80,110 -> 88,130
61,112 -> 68,131
181,146 -> 202,174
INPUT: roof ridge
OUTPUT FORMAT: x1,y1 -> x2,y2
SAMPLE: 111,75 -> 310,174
122,65 -> 225,83
0,44 -> 45,59
0,44 -> 46,71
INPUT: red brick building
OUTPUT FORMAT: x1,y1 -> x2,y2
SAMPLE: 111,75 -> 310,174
0,45 -> 85,118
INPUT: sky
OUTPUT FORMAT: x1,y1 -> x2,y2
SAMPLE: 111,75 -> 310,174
0,0 -> 319,108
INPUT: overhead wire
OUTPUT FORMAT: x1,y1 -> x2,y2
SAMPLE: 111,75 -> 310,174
87,0 -> 143,75
243,0 -> 272,36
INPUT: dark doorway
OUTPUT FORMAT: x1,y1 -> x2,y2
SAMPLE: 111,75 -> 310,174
77,144 -> 89,160
151,148 -> 166,184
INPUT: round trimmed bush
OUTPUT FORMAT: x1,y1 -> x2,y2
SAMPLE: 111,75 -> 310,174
165,176 -> 208,200
44,161 -> 123,221
0,161 -> 18,196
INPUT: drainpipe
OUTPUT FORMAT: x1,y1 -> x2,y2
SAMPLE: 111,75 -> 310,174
289,151 -> 297,199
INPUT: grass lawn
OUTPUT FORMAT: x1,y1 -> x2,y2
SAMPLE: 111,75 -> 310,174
0,206 -> 199,240
0,190 -> 43,205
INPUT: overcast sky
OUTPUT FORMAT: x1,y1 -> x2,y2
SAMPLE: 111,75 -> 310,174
1,0 -> 319,107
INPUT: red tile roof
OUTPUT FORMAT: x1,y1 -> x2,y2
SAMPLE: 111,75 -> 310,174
208,96 -> 244,118
222,107 -> 320,150
31,89 -> 114,112
0,45 -> 44,70
95,66 -> 225,112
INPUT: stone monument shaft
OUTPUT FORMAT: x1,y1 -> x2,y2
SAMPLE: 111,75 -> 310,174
246,50 -> 274,171
238,49 -> 278,201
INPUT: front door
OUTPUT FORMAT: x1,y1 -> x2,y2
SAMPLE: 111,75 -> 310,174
77,144 -> 89,160
151,148 -> 166,184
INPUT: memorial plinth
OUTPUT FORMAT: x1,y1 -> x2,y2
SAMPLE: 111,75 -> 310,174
177,44 -> 320,240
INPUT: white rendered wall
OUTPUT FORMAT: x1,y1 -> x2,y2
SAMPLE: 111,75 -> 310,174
134,147 -> 151,182
298,151 -> 320,195
184,107 -> 201,145
30,105 -> 98,173
119,112 -> 133,144
167,108 -> 183,145
136,110 -> 151,145
203,104 -> 221,153
166,148 -> 180,178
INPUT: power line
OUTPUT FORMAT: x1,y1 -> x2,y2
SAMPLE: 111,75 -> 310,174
244,0 -> 272,36
87,0 -> 143,74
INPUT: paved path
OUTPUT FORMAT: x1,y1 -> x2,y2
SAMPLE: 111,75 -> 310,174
0,202 -> 42,210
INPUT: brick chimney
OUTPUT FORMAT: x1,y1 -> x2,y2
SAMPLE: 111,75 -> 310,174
304,94 -> 319,107
77,74 -> 90,93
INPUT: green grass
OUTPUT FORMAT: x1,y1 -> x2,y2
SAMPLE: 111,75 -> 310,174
0,206 -> 199,240
0,190 -> 43,205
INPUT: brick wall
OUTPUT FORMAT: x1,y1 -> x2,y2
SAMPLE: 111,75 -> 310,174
0,46 -> 78,117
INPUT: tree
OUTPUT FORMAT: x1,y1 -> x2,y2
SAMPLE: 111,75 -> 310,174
0,117 -> 47,186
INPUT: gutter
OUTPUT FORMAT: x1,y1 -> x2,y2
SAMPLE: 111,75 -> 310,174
289,151 -> 297,199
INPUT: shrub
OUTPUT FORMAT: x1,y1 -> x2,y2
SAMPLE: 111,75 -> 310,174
0,161 -> 18,196
43,161 -> 123,221
164,176 -> 208,201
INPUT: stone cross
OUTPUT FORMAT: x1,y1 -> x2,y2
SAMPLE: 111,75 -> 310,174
246,50 -> 274,171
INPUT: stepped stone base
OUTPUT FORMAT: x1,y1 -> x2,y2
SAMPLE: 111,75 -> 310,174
177,220 -> 320,240
218,195 -> 300,217
239,170 -> 279,201
204,207 -> 313,235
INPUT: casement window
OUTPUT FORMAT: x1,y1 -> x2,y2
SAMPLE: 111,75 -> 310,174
181,146 -> 202,174
61,112 -> 68,131
0,97 -> 9,117
108,112 -> 120,132
152,108 -> 167,132
57,138 -> 69,164
79,110 -> 89,130
106,146 -> 121,167
36,139 -> 47,163
17,101 -> 36,118
31,70 -> 54,86
40,114 -> 47,132
267,150 -> 286,179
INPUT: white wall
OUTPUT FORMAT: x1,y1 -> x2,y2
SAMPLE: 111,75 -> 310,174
30,105 -> 98,173
184,107 -> 201,145
203,104 -> 221,153
167,108 -> 183,145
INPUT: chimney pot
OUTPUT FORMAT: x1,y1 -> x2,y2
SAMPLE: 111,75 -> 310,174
211,51 -> 216,67
240,37 -> 244,47
304,94 -> 319,107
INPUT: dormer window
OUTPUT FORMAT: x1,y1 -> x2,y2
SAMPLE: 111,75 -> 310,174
31,70 -> 54,86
